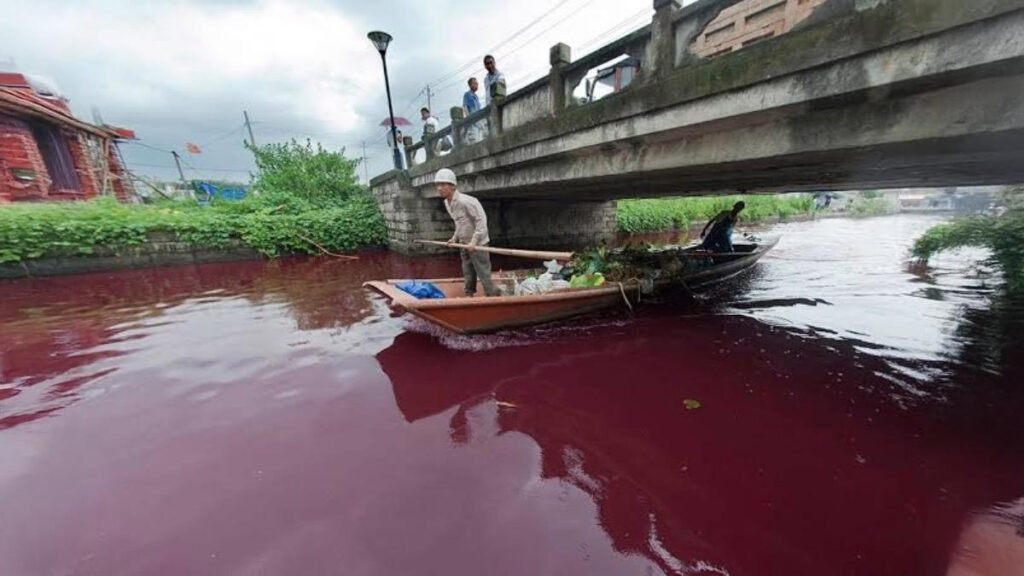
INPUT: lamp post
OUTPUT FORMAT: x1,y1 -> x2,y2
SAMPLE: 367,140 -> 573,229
368,30 -> 403,171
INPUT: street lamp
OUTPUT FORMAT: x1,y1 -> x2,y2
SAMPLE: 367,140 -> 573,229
368,30 -> 403,171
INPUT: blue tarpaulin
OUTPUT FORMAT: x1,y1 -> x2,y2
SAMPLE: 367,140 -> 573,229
395,281 -> 446,299
193,181 -> 248,204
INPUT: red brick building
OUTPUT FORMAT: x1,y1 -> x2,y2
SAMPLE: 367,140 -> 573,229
0,72 -> 134,203
692,0 -> 829,58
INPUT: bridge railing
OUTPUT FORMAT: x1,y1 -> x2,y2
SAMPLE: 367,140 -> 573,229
396,0 -> 752,170
403,123 -> 459,168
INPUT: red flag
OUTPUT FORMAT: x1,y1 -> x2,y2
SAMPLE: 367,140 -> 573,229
185,142 -> 201,154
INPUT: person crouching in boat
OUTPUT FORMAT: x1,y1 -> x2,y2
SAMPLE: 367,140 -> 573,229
700,201 -> 745,252
436,168 -> 500,297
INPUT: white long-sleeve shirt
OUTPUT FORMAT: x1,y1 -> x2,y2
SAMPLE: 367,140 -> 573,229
444,191 -> 490,246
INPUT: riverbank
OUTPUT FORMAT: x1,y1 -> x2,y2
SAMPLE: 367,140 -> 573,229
0,195 -> 387,278
616,195 -> 817,234
1,208 -> 905,280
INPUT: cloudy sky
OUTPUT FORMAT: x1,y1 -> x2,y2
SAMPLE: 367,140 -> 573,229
0,0 -> 699,184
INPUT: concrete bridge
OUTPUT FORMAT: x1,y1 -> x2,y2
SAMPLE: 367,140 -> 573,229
371,0 -> 1024,253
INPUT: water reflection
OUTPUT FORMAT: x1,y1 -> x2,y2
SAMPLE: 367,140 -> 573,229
378,308 -> 1024,574
947,498 -> 1024,576
1,215 -> 1022,575
0,254 -> 461,430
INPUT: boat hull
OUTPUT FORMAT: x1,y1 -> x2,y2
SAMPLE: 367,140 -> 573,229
364,239 -> 777,334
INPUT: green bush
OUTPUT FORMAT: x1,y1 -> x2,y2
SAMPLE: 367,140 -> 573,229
913,210 -> 1024,290
848,197 -> 897,217
0,142 -> 387,264
247,139 -> 362,208
617,194 -> 814,234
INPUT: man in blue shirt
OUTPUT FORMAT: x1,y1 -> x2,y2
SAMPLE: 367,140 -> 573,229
463,77 -> 480,114
700,201 -> 745,252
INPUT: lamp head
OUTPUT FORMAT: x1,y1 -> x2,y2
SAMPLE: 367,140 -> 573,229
367,31 -> 392,54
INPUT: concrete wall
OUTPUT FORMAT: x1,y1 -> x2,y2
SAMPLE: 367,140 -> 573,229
484,199 -> 617,250
501,83 -> 552,131
371,174 -> 617,254
0,232 -> 260,280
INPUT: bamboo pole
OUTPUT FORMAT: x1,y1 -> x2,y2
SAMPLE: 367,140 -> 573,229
416,240 -> 573,261
296,233 -> 359,260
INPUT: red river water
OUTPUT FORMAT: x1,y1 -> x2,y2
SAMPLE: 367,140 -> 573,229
1,215 -> 1022,575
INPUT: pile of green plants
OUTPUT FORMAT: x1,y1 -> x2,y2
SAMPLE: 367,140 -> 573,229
551,243 -> 715,286
0,140 -> 387,264
616,194 -> 814,234
912,188 -> 1024,291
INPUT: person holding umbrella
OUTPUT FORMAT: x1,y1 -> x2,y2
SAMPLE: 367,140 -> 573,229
381,116 -> 413,169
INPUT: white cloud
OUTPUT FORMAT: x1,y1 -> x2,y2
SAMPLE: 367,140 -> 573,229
0,0 -> 688,181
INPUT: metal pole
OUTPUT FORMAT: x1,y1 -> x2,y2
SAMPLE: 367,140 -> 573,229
379,52 -> 402,170
243,110 -> 257,148
426,85 -> 432,111
172,151 -> 186,182
362,140 -> 369,183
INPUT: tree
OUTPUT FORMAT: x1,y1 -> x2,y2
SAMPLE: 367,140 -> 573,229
247,139 -> 363,208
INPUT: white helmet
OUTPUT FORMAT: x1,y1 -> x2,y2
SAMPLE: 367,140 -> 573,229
434,168 -> 457,185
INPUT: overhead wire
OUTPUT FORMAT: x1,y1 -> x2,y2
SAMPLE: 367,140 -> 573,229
430,0 -> 599,97
431,1 -> 646,104
423,0 -> 577,88
513,7 -> 652,84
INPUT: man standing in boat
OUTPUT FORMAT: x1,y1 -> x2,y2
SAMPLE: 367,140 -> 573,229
436,168 -> 500,297
700,201 -> 745,252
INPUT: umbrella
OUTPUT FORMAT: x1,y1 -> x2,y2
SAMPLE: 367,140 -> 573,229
380,117 -> 413,127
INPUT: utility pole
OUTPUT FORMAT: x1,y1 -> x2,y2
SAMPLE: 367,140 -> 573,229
171,151 -> 186,183
243,110 -> 256,148
361,140 -> 369,183
426,85 -> 432,111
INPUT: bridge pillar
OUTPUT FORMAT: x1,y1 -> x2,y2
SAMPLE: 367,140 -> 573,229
486,199 -> 618,251
649,0 -> 681,78
371,175 -> 454,255
450,107 -> 465,147
371,176 -> 618,255
549,43 -> 571,113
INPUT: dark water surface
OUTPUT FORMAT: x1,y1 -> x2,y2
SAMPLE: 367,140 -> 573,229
1,215 -> 1022,576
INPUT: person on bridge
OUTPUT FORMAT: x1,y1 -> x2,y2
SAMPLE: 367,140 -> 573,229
436,168 -> 500,297
700,201 -> 746,252
483,55 -> 506,105
463,77 -> 481,115
420,107 -> 439,139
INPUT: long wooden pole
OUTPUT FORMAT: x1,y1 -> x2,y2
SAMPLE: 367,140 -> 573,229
416,240 -> 573,261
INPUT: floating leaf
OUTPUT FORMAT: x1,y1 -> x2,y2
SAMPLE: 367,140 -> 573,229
683,398 -> 701,410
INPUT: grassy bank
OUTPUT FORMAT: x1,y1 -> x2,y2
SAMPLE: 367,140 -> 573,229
0,140 -> 387,264
617,195 -> 815,234
0,195 -> 386,264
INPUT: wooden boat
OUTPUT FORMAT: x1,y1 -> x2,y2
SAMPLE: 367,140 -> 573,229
364,238 -> 778,334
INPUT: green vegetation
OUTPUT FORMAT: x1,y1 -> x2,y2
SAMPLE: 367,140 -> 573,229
913,187 -> 1024,291
616,195 -> 815,234
847,195 -> 898,217
0,140 -> 387,264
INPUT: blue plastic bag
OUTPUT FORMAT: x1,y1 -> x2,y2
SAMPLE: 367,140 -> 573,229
395,281 -> 446,299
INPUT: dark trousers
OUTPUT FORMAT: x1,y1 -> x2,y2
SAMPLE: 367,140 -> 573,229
701,231 -> 734,253
460,249 -> 499,296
